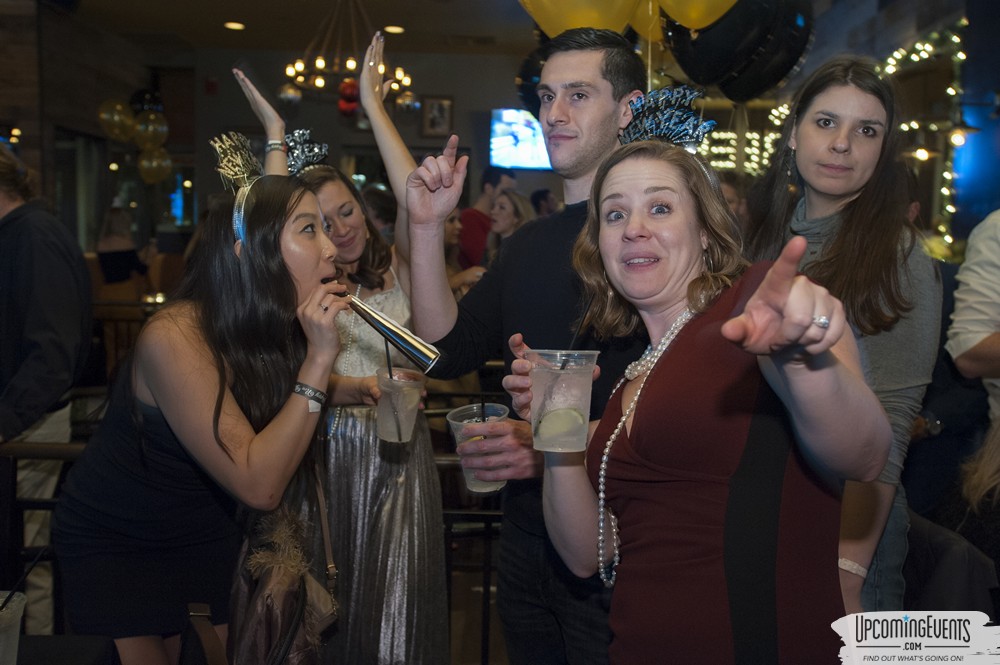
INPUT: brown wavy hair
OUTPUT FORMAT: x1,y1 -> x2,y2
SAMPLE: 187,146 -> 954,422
745,55 -> 913,335
297,165 -> 391,290
573,141 -> 748,339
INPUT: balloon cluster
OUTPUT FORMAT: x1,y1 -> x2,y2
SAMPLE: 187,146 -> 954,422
96,88 -> 173,184
517,0 -> 737,40
516,1 -> 811,105
514,0 -> 742,117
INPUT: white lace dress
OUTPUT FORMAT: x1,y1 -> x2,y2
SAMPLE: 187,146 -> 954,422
316,272 -> 448,664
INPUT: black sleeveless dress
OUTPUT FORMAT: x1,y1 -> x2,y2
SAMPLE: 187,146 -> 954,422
53,368 -> 241,637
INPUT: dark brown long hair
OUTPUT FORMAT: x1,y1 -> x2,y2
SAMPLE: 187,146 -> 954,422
297,165 -> 392,290
746,55 -> 914,335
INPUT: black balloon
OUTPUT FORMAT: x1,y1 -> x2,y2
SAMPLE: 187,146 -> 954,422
516,47 -> 544,120
720,0 -> 813,102
665,0 -> 813,102
665,0 -> 777,86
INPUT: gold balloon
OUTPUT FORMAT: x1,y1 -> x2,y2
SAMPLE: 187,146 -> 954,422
133,110 -> 169,151
659,0 -> 738,30
519,0 -> 639,38
629,0 -> 664,42
138,147 -> 173,185
97,99 -> 135,142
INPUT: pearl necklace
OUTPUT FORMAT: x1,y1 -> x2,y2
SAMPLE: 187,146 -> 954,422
339,282 -> 364,375
624,308 -> 694,380
598,307 -> 693,588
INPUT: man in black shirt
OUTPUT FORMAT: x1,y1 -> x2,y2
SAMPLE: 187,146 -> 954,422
406,29 -> 646,665
0,143 -> 91,633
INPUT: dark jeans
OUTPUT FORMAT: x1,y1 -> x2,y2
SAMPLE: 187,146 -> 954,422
496,517 -> 612,665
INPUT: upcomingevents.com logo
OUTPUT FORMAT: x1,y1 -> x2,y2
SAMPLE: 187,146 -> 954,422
833,612 -> 1000,664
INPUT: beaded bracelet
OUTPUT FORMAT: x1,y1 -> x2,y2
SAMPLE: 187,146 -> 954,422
265,140 -> 287,154
293,382 -> 327,412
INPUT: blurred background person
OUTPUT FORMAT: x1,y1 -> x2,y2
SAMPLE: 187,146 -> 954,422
717,170 -> 751,233
459,165 -> 516,268
444,206 -> 484,300
95,204 -> 155,290
948,208 -> 1000,428
0,143 -> 92,634
484,187 -> 533,267
530,187 -> 560,218
361,183 -> 397,246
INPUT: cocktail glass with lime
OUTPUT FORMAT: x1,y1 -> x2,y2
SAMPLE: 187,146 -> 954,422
526,350 -> 599,452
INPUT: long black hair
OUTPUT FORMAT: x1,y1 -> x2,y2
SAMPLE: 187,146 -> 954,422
174,176 -> 309,446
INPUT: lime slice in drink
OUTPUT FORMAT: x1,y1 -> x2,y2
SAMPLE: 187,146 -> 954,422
536,408 -> 585,439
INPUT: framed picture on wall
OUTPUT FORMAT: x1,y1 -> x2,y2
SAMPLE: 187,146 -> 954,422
421,96 -> 453,137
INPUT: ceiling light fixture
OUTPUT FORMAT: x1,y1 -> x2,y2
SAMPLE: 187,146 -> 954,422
383,25 -> 405,35
223,21 -> 246,31
283,0 -> 412,94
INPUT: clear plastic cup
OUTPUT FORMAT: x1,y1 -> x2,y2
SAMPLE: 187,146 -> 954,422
446,403 -> 509,493
526,350 -> 599,452
376,367 -> 426,442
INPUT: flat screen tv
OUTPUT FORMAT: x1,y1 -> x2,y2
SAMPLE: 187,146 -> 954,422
489,108 -> 551,170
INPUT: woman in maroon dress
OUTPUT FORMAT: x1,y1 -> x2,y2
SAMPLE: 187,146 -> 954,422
504,141 -> 892,663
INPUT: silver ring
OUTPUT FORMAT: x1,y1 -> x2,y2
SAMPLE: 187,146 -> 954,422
812,315 -> 830,329
320,303 -> 329,312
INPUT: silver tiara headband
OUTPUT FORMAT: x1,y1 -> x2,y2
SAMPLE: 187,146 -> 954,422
210,132 -> 263,247
285,128 -> 329,176
620,85 -> 716,149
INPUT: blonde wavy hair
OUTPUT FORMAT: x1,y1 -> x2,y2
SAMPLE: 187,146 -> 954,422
572,141 -> 748,339
961,423 -> 1000,513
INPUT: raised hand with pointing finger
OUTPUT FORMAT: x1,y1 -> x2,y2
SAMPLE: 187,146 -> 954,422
722,235 -> 846,358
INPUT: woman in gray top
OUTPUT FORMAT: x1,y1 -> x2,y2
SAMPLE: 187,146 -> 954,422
746,55 -> 941,613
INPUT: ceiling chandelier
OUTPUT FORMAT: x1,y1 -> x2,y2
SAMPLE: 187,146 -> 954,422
282,0 -> 413,95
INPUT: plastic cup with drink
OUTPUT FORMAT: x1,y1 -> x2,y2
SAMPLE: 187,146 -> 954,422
526,350 -> 599,452
376,367 -> 426,442
446,402 -> 510,493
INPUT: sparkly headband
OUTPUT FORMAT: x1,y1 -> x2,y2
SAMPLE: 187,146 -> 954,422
620,85 -> 716,149
285,128 -> 329,176
620,86 -> 719,188
210,132 -> 262,246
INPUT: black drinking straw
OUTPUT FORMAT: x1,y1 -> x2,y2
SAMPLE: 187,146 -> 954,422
384,339 -> 403,440
480,394 -> 486,423
560,293 -> 595,369
568,293 -> 594,352
1,545 -> 47,612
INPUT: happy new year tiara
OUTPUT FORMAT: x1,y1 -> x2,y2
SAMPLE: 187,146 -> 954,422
620,85 -> 716,149
285,128 -> 329,176
210,131 -> 262,246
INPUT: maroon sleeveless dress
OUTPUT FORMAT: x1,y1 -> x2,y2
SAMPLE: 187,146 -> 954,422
587,264 -> 844,664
